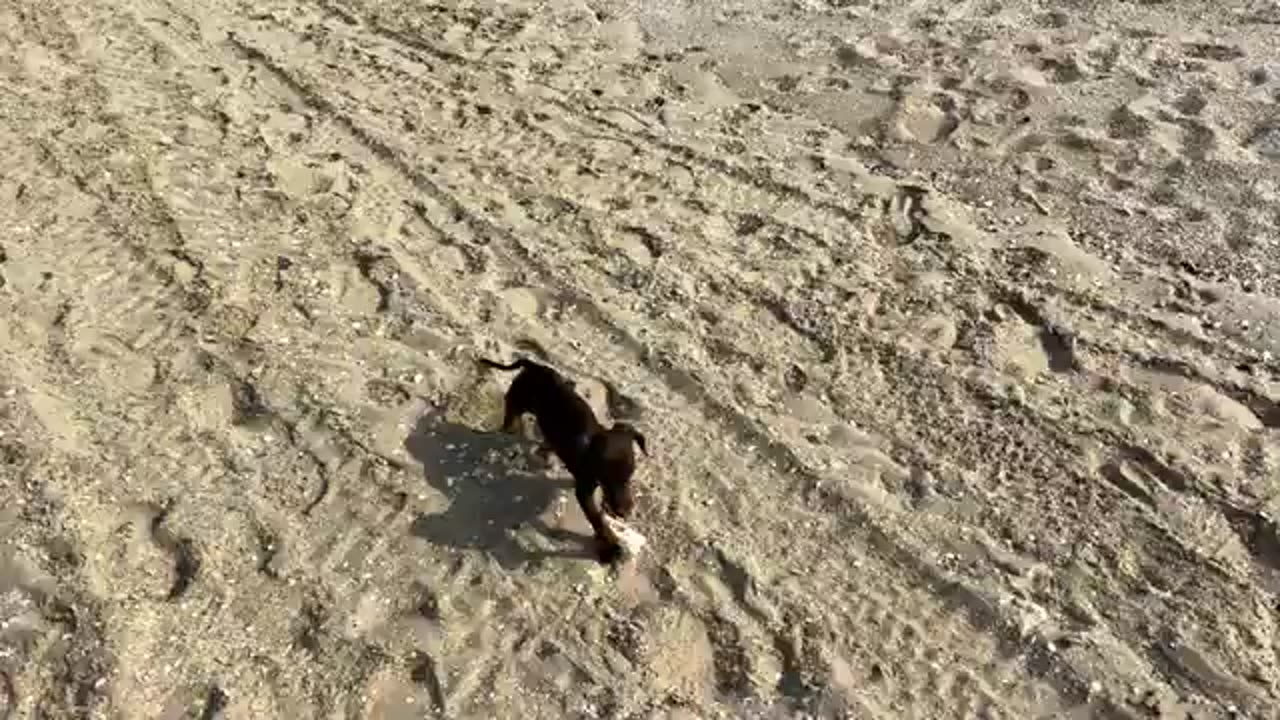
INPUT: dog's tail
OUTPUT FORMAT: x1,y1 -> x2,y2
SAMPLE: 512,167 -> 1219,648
612,422 -> 648,456
477,356 -> 534,372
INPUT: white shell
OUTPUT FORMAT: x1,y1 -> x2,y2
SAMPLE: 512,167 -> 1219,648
604,514 -> 648,559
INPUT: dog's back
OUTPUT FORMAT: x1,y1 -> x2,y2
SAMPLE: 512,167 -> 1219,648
481,356 -> 602,456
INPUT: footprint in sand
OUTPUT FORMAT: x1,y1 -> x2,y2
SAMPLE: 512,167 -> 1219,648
90,502 -> 198,602
891,94 -> 959,145
632,606 -> 718,701
498,286 -> 552,321
1250,121 -> 1280,160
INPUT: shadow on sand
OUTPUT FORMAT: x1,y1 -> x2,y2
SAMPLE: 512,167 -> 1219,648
403,408 -> 595,569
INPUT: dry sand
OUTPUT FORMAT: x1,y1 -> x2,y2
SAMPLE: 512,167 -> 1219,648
2,0 -> 1280,717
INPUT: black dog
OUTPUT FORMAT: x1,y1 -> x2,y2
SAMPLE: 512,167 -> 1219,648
478,356 -> 647,562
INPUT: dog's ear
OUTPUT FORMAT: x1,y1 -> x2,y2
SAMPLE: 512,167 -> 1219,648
617,423 -> 647,456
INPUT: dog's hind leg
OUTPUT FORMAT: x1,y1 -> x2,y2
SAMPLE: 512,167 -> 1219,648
500,393 -> 522,433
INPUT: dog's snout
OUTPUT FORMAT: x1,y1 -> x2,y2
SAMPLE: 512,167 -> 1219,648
604,486 -> 635,518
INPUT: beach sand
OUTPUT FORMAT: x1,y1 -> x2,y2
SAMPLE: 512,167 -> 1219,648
2,0 -> 1280,716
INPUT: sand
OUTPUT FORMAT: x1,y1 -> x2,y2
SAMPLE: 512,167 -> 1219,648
1,0 -> 1279,717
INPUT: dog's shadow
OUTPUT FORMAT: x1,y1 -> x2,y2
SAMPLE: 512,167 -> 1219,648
403,409 -> 595,568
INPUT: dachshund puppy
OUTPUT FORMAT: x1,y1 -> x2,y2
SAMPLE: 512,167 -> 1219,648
479,357 -> 647,562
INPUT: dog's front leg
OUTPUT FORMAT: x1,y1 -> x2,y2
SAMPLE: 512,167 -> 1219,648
575,478 -> 621,563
